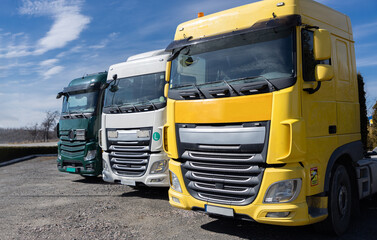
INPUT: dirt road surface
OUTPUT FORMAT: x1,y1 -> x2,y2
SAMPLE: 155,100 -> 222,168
0,157 -> 376,240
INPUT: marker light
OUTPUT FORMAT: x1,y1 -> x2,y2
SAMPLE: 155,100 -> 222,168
198,12 -> 204,18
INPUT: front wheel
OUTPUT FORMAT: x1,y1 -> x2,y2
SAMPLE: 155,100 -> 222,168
317,164 -> 352,235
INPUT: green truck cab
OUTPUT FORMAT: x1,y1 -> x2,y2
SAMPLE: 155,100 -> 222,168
56,72 -> 107,178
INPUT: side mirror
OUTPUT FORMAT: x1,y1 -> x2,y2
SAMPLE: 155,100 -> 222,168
314,29 -> 331,61
109,85 -> 119,92
315,64 -> 334,82
164,83 -> 169,98
56,92 -> 63,99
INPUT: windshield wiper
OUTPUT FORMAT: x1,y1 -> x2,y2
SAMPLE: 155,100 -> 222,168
104,105 -> 123,113
118,103 -> 139,112
75,112 -> 88,119
223,79 -> 240,96
175,83 -> 206,99
233,76 -> 278,91
141,99 -> 157,110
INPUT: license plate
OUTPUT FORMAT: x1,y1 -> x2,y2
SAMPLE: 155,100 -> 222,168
121,179 -> 136,186
205,205 -> 234,217
66,167 -> 76,173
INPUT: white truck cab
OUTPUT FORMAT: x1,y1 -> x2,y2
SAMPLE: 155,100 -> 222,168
101,49 -> 169,187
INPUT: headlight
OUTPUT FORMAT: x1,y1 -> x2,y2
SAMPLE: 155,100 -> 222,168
76,129 -> 86,140
108,130 -> 118,139
85,150 -> 97,161
137,130 -> 150,138
264,179 -> 302,203
169,171 -> 182,193
150,160 -> 168,174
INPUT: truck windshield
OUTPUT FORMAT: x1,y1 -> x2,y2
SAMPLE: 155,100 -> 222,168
103,72 -> 166,109
62,91 -> 99,114
169,28 -> 295,98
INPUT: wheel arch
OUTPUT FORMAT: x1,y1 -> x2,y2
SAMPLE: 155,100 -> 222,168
324,141 -> 363,193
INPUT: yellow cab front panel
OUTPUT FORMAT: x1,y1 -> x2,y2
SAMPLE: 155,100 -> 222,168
164,0 -> 357,226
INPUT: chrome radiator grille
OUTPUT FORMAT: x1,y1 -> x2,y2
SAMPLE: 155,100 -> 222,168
59,130 -> 86,158
177,122 -> 269,206
107,128 -> 152,177
181,151 -> 264,205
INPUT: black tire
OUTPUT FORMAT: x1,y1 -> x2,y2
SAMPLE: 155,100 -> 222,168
317,164 -> 352,235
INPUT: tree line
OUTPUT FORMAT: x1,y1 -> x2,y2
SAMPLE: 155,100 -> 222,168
0,111 -> 59,144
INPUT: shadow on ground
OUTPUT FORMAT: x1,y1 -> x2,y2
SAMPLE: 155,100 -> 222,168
121,187 -> 169,200
201,195 -> 377,240
73,176 -> 111,185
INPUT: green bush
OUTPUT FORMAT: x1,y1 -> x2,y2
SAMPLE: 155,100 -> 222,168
0,146 -> 57,163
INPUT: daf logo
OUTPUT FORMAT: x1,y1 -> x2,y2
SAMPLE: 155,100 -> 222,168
68,130 -> 76,142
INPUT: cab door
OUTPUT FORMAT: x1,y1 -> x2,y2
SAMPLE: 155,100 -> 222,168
300,28 -> 337,194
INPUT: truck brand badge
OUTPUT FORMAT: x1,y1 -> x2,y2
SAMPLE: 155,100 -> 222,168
310,167 -> 318,186
69,130 -> 75,141
153,132 -> 160,141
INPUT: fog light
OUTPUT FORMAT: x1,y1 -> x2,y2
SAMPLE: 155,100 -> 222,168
150,160 -> 168,174
172,197 -> 180,204
169,171 -> 182,193
266,212 -> 290,218
85,150 -> 97,161
150,178 -> 165,183
264,179 -> 301,203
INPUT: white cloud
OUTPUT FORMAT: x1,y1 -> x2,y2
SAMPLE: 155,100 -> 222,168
0,92 -> 61,128
42,65 -> 64,79
19,0 -> 91,55
0,62 -> 33,70
89,32 -> 119,49
357,56 -> 377,68
354,20 -> 377,39
56,45 -> 83,58
40,58 -> 59,66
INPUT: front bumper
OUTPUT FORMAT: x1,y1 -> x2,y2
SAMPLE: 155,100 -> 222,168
168,160 -> 326,226
102,152 -> 169,187
57,141 -> 102,176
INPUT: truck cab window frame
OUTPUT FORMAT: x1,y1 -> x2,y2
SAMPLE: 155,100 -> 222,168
301,29 -> 331,82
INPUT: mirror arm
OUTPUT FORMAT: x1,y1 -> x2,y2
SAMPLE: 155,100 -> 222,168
303,82 -> 321,94
303,24 -> 319,30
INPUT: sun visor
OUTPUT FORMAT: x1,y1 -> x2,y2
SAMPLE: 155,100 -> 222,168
165,14 -> 302,52
62,82 -> 101,94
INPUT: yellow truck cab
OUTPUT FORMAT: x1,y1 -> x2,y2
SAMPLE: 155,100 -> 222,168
164,0 -> 377,235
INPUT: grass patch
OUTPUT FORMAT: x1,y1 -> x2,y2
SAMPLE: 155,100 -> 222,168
0,146 -> 57,163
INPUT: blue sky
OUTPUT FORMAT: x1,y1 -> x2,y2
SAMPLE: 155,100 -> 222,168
0,0 -> 376,128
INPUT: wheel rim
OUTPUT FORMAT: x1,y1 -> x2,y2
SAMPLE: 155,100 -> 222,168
337,185 -> 348,217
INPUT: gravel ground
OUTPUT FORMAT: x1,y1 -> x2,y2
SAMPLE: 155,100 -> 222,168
0,157 -> 377,240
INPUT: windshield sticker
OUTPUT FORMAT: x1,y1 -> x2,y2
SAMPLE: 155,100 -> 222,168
310,167 -> 318,186
153,132 -> 160,141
